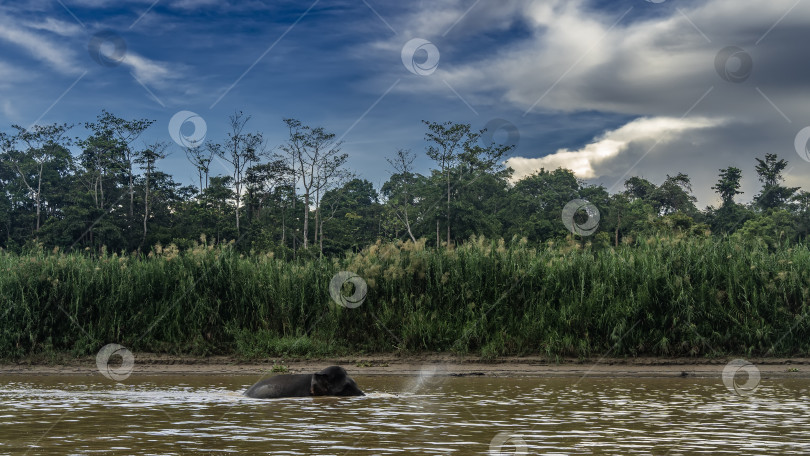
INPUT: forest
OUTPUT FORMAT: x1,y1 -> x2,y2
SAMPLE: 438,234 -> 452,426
1,110 -> 808,256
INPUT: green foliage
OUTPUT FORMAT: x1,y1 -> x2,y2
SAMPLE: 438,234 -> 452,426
1,236 -> 809,360
713,166 -> 744,207
734,210 -> 797,250
2,112 -> 809,256
754,153 -> 799,210
4,114 -> 810,362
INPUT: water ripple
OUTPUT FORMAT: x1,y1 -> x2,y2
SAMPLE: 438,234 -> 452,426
1,376 -> 810,454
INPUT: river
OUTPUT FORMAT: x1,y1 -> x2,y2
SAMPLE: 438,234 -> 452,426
1,372 -> 809,454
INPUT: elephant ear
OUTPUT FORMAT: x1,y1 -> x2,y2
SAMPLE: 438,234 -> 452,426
311,373 -> 330,396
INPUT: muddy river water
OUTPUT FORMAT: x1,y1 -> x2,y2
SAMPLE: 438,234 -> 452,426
1,372 -> 809,455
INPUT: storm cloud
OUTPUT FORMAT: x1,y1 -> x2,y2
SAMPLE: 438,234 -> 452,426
373,0 -> 810,206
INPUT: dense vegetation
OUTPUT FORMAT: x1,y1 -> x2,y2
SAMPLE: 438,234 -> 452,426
2,111 -> 809,359
1,236 -> 808,359
1,111 -> 808,256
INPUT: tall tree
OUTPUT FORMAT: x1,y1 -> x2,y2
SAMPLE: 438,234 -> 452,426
712,167 -> 743,207
88,110 -> 154,220
423,121 -> 475,247
79,121 -> 125,212
754,153 -> 798,210
384,149 -> 419,242
624,176 -> 656,201
208,112 -> 263,235
652,173 -> 697,215
135,142 -> 168,245
184,143 -> 213,191
3,123 -> 72,232
709,166 -> 750,235
279,119 -> 346,249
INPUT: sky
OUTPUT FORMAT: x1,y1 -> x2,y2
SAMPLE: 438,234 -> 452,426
1,0 -> 809,207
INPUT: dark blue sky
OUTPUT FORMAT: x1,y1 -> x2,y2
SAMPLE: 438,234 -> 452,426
1,0 -> 808,204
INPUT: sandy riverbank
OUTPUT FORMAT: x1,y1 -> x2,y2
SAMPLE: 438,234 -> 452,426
3,354 -> 810,378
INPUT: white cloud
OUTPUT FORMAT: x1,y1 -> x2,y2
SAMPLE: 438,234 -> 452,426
122,52 -> 176,87
0,15 -> 82,75
24,17 -> 84,37
506,116 -> 722,181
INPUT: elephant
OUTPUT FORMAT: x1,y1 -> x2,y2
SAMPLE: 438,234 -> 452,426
243,366 -> 365,398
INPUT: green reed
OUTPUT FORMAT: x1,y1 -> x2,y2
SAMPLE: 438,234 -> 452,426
1,235 -> 808,360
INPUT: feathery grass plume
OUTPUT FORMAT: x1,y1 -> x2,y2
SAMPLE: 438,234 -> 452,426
0,237 -> 808,359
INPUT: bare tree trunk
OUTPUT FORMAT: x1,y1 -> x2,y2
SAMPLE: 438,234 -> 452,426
281,208 -> 286,246
35,165 -> 43,231
314,186 -> 320,247
99,167 -> 105,210
128,171 -> 134,218
446,173 -> 451,246
92,177 -> 98,207
302,193 -> 310,249
235,192 -> 241,235
404,211 -> 416,243
282,119 -> 346,251
143,171 -> 149,245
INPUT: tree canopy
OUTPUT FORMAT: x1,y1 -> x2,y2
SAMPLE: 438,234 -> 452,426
1,111 -> 807,256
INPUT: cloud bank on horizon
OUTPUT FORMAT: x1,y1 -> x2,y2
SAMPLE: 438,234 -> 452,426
0,0 -> 808,207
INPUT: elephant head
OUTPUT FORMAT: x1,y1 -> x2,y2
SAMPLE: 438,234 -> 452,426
311,366 -> 365,396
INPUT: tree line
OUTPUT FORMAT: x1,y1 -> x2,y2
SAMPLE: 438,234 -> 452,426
1,110 -> 808,257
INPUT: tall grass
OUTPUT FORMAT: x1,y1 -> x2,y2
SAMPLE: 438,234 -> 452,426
1,235 -> 809,360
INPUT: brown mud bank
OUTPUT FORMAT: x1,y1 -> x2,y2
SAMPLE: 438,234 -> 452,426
3,354 -> 810,378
